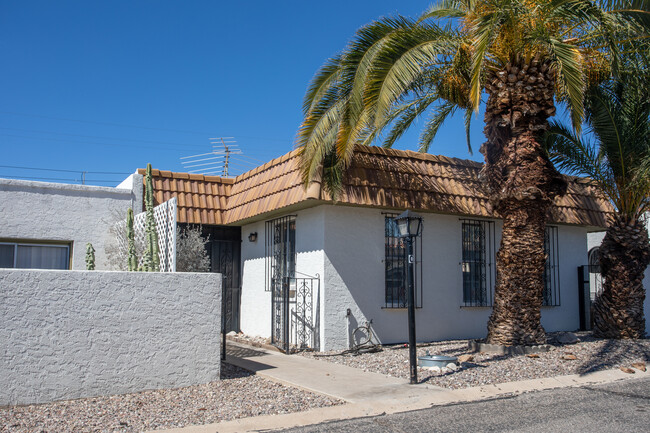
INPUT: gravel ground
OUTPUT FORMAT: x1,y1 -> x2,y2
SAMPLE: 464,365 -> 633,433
300,332 -> 650,389
0,363 -> 342,433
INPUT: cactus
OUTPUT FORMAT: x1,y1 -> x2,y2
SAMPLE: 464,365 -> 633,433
85,243 -> 95,270
126,208 -> 138,271
141,163 -> 160,272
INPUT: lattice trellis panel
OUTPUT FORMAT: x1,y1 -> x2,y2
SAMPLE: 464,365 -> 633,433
134,198 -> 177,272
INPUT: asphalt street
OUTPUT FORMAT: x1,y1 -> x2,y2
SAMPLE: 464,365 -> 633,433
282,377 -> 650,432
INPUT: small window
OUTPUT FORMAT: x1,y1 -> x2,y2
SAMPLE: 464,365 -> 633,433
461,220 -> 495,306
0,242 -> 70,270
543,226 -> 561,306
384,214 -> 422,308
588,247 -> 600,273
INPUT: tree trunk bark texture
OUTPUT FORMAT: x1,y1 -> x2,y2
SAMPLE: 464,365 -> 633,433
593,217 -> 650,339
482,57 -> 568,346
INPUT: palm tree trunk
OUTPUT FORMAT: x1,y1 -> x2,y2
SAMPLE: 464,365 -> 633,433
593,217 -> 650,339
482,58 -> 567,346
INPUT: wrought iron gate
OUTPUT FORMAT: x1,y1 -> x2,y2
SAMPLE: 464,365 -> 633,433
577,264 -> 603,331
211,239 -> 241,333
271,275 -> 320,354
265,215 -> 319,353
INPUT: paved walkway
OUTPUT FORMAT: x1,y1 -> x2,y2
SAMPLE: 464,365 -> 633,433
224,341 -> 443,403
149,342 -> 650,433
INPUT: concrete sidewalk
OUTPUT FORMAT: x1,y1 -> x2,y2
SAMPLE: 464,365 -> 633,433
149,342 -> 650,433
223,342 -> 444,403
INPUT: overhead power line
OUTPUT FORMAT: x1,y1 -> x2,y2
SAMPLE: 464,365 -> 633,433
0,165 -> 130,175
0,133 -> 202,153
0,110 -> 294,142
0,174 -> 120,184
0,110 -> 213,135
0,127 -> 206,149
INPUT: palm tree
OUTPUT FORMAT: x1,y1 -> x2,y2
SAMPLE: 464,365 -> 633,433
297,1 -> 650,345
546,71 -> 650,338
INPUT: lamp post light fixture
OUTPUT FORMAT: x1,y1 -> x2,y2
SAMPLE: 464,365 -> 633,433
248,232 -> 258,242
395,209 -> 423,385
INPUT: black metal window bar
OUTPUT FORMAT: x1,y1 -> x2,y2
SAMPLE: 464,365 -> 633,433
543,226 -> 561,306
384,213 -> 422,308
264,215 -> 296,292
461,219 -> 496,307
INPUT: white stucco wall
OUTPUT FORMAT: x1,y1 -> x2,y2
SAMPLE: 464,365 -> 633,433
0,176 -> 143,270
322,208 -> 591,350
321,207 -> 495,350
0,269 -> 221,406
240,219 -> 270,338
239,204 -> 593,351
539,225 -> 585,332
239,207 -> 325,347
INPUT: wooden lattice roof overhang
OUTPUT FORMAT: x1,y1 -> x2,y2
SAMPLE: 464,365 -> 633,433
138,146 -> 612,228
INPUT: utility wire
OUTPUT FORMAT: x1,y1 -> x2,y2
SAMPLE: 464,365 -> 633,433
0,110 -> 294,142
0,165 -> 130,175
0,174 -> 120,183
0,127 -> 206,148
0,110 -> 213,135
0,133 -> 201,152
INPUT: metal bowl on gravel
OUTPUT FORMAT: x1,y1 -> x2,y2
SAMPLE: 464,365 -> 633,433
418,354 -> 458,368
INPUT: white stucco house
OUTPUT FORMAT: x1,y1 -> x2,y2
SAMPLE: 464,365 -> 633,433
0,176 -> 221,406
144,146 -> 615,351
0,174 -> 143,270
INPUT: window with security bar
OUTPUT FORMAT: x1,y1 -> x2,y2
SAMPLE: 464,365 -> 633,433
264,216 -> 296,292
384,213 -> 422,308
543,226 -> 561,306
461,220 -> 496,306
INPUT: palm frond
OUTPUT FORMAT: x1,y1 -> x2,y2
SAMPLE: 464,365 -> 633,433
419,102 -> 456,153
379,93 -> 440,148
364,22 -> 457,126
302,55 -> 342,115
420,0 -> 468,21
547,38 -> 586,131
463,107 -> 473,154
468,9 -> 504,111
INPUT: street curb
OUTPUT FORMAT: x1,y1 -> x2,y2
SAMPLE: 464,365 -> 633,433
148,366 -> 649,433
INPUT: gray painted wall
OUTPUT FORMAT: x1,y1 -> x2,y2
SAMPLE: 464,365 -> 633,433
0,269 -> 221,405
239,207 -> 325,347
0,176 -> 143,270
321,206 -> 588,350
239,204 -> 592,351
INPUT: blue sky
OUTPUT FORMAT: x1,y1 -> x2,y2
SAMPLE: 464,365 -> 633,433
0,1 -> 486,186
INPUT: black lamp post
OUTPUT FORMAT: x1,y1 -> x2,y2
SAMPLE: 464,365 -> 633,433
395,209 -> 422,385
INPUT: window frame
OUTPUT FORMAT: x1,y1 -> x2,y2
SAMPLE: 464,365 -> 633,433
383,213 -> 422,309
460,219 -> 496,307
0,240 -> 72,270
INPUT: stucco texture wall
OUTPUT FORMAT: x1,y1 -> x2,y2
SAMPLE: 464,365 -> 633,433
0,269 -> 221,406
239,207 -> 325,347
238,203 -> 598,351
321,206 -> 591,351
0,177 -> 142,270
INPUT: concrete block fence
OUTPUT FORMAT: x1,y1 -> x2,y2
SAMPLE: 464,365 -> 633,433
0,269 -> 221,406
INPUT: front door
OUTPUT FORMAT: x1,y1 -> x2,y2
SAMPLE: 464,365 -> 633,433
210,237 -> 241,333
267,216 -> 296,352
